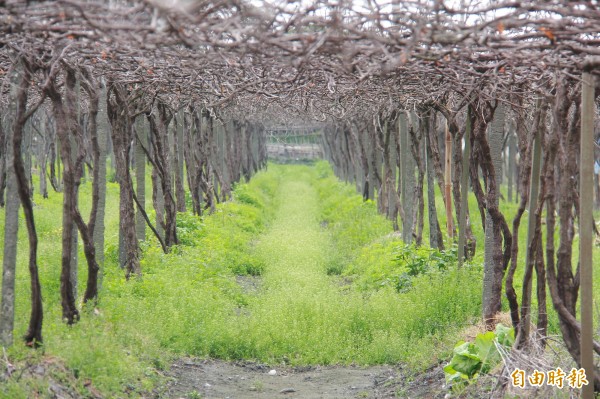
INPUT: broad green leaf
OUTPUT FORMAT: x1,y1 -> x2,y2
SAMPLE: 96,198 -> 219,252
495,323 -> 515,347
453,341 -> 480,360
449,342 -> 482,377
443,364 -> 469,384
474,331 -> 499,374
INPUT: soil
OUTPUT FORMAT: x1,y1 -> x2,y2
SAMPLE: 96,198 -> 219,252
156,359 -> 448,399
235,275 -> 262,294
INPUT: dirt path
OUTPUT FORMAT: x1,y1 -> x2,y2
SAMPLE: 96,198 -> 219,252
159,359 -> 447,399
158,173 -> 447,399
162,359 -> 399,398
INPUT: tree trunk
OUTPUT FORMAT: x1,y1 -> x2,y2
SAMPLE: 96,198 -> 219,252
517,105 -> 543,347
107,83 -> 140,279
475,101 -> 511,329
505,97 -> 538,329
200,113 -> 216,213
482,103 -> 504,327
426,121 -> 444,251
418,112 -> 440,251
148,104 -> 178,247
12,60 -> 43,345
75,68 -> 103,303
543,77 -> 600,390
48,70 -> 80,325
370,121 -> 384,213
409,112 -> 425,245
356,122 -> 370,200
427,115 -> 447,207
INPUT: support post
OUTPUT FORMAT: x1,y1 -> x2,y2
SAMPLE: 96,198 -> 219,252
458,107 -> 471,265
580,71 -> 594,399
444,120 -> 454,239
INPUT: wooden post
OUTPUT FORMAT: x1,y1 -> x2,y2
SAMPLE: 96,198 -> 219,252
580,71 -> 594,399
444,120 -> 454,239
69,77 -> 81,302
520,104 -> 542,344
95,80 -> 108,290
507,129 -> 516,203
400,112 -> 414,243
458,107 -> 471,265
135,116 -> 146,241
0,71 -> 21,346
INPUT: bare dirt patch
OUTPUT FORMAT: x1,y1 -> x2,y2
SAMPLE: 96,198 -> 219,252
156,359 -> 447,399
236,275 -> 262,294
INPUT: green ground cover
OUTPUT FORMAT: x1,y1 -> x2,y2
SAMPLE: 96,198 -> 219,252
0,162 -> 598,398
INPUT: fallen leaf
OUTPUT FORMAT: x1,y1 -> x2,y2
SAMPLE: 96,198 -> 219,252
540,27 -> 555,42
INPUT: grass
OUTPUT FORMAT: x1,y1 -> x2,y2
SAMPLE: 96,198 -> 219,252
0,166 -> 280,398
0,161 -> 598,398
